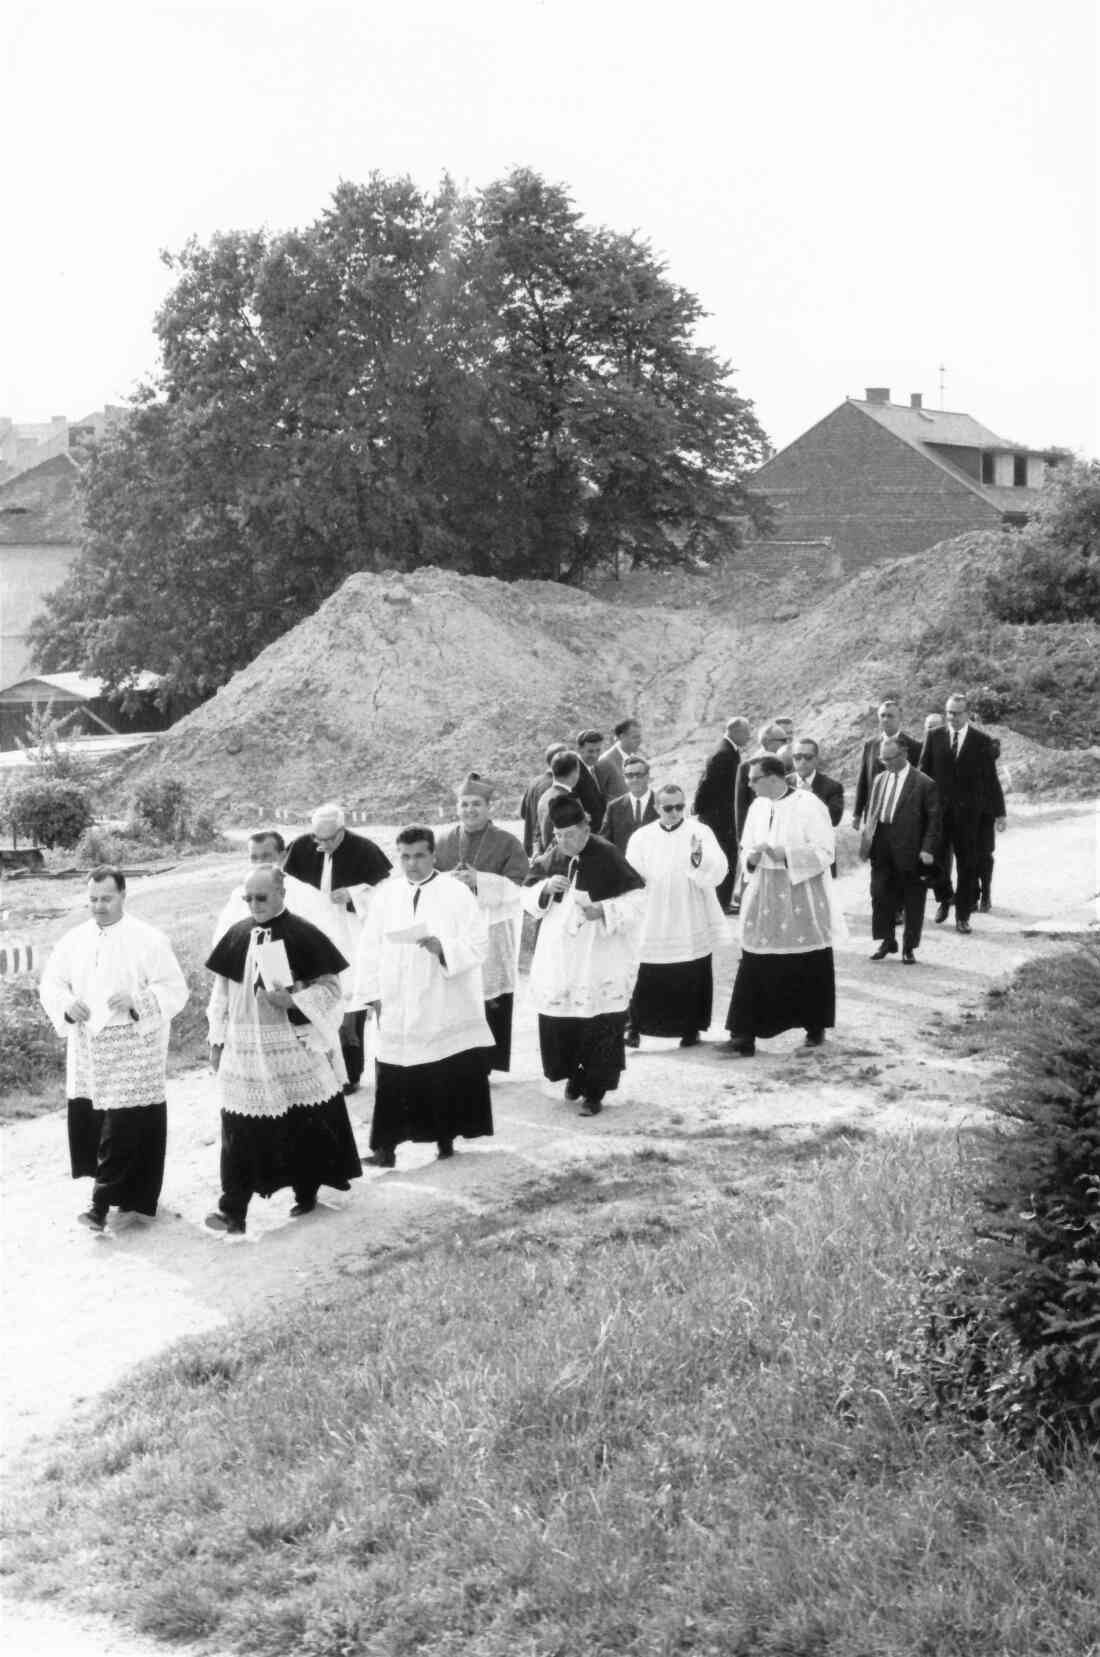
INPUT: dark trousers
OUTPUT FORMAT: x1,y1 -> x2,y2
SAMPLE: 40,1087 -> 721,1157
68,1097 -> 167,1217
341,1007 -> 368,1086
715,832 -> 738,910
937,807 -> 980,923
870,837 -> 928,950
977,814 -> 996,902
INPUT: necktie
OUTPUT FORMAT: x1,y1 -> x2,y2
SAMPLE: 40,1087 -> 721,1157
634,797 -> 641,824
882,775 -> 896,824
951,731 -> 959,760
412,886 -> 421,915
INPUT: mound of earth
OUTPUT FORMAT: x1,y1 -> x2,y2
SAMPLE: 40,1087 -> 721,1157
117,539 -> 1095,822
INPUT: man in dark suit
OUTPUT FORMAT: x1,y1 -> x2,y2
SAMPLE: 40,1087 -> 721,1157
852,700 -> 923,830
603,755 -> 659,853
574,729 -> 608,836
920,692 -> 1006,933
863,738 -> 941,963
692,717 -> 750,911
790,738 -> 844,875
284,803 -> 392,1088
520,742 -> 567,855
595,717 -> 643,803
733,721 -> 788,844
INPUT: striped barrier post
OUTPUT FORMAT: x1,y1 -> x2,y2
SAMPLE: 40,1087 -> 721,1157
0,936 -> 35,978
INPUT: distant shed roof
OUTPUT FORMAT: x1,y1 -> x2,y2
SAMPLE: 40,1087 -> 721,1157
0,671 -> 162,701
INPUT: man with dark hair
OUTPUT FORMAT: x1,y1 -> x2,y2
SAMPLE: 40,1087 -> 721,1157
603,754 -> 659,852
574,729 -> 607,835
522,794 -> 645,1116
790,738 -> 844,877
520,741 -> 568,856
355,825 -> 495,1167
40,867 -> 188,1233
721,754 -> 840,1057
284,803 -> 392,1090
212,829 -> 332,943
595,717 -> 643,802
920,692 -> 1006,933
693,716 -> 751,912
537,749 -> 583,851
733,721 -> 789,844
204,866 -> 362,1236
852,700 -> 923,830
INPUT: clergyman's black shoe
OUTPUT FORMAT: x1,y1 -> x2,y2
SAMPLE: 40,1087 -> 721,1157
77,1208 -> 107,1233
564,1075 -> 583,1101
902,949 -> 917,964
955,919 -> 972,934
804,1029 -> 826,1047
978,897 -> 992,913
364,1148 -> 396,1169
624,1029 -> 640,1050
290,1196 -> 317,1217
679,1032 -> 701,1048
437,1140 -> 454,1160
870,941 -> 898,960
719,1040 -> 755,1058
934,903 -> 951,924
579,1100 -> 603,1117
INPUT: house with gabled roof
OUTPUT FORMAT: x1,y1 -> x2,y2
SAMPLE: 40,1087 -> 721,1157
0,452 -> 83,687
752,387 -> 1061,571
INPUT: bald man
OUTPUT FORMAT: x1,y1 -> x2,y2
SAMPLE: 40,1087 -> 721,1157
284,804 -> 392,1089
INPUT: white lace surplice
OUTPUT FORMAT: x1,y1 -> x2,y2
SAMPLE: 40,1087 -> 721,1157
738,790 -> 847,955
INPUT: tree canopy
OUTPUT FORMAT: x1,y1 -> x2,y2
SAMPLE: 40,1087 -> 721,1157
31,169 -> 770,700
985,456 -> 1100,624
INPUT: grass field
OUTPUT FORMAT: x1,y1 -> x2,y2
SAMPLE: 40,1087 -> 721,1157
3,1129 -> 1097,1657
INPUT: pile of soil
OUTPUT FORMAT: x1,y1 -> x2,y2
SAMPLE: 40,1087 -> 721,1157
116,538 -> 1095,823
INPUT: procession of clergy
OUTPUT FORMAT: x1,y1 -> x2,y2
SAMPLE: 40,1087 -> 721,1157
40,693 -> 1005,1237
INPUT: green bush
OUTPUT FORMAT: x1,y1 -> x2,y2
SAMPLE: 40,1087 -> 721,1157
0,978 -> 63,1094
3,778 -> 94,849
74,825 -> 130,865
986,458 -> 1100,623
917,944 -> 1100,1454
131,776 -> 190,840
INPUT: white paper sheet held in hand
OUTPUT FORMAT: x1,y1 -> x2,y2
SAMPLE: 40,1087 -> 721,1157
255,938 -> 294,989
385,920 -> 430,944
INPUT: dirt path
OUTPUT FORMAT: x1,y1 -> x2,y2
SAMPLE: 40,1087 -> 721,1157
1,803 -> 1094,1655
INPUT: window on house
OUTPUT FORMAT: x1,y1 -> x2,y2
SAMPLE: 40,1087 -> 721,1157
1013,455 -> 1028,486
981,453 -> 995,484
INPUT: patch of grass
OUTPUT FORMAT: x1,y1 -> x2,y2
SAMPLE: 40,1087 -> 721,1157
3,1135 -> 1097,1656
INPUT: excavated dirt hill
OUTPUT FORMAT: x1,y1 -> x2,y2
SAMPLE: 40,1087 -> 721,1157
119,535 -> 1094,822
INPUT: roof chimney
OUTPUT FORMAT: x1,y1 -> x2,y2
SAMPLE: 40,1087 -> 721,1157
910,392 -> 923,410
865,387 -> 890,404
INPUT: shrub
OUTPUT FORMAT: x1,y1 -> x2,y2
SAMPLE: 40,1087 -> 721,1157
0,978 -> 63,1094
131,777 -> 190,840
986,458 -> 1100,623
74,825 -> 130,865
3,778 -> 94,849
918,944 -> 1100,1454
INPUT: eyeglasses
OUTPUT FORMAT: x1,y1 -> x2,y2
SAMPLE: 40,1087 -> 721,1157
659,803 -> 685,813
792,752 -> 816,761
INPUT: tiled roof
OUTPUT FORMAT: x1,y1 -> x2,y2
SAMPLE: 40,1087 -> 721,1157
852,399 -> 1025,451
0,453 -> 82,544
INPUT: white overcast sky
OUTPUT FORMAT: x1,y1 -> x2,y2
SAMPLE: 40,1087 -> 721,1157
2,0 -> 1096,456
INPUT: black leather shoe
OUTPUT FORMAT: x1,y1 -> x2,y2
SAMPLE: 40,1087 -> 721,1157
870,941 -> 897,960
624,1029 -> 640,1049
564,1075 -> 583,1101
804,1029 -> 826,1047
902,949 -> 916,964
579,1100 -> 602,1117
978,898 -> 992,913
719,1040 -> 755,1058
955,919 -> 972,934
679,1032 -> 701,1048
934,903 -> 951,924
77,1208 -> 107,1233
364,1149 -> 396,1168
290,1196 -> 317,1217
204,1211 -> 246,1235
437,1141 -> 454,1159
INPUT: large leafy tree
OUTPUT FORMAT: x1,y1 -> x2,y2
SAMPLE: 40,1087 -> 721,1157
31,169 -> 769,699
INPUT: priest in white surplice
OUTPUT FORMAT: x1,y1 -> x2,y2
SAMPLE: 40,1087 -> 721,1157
625,784 -> 728,1048
204,866 -> 362,1236
39,866 -> 188,1232
433,774 -> 529,1072
522,793 -> 646,1116
721,753 -> 841,1057
353,825 -> 495,1168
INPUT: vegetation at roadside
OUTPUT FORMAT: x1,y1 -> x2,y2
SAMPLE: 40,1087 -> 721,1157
986,457 -> 1100,625
3,1127 -> 1098,1657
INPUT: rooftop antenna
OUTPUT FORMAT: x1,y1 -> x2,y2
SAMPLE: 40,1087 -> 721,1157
938,362 -> 946,409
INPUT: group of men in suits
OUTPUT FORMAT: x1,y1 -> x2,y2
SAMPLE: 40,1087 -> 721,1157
520,719 -> 646,857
